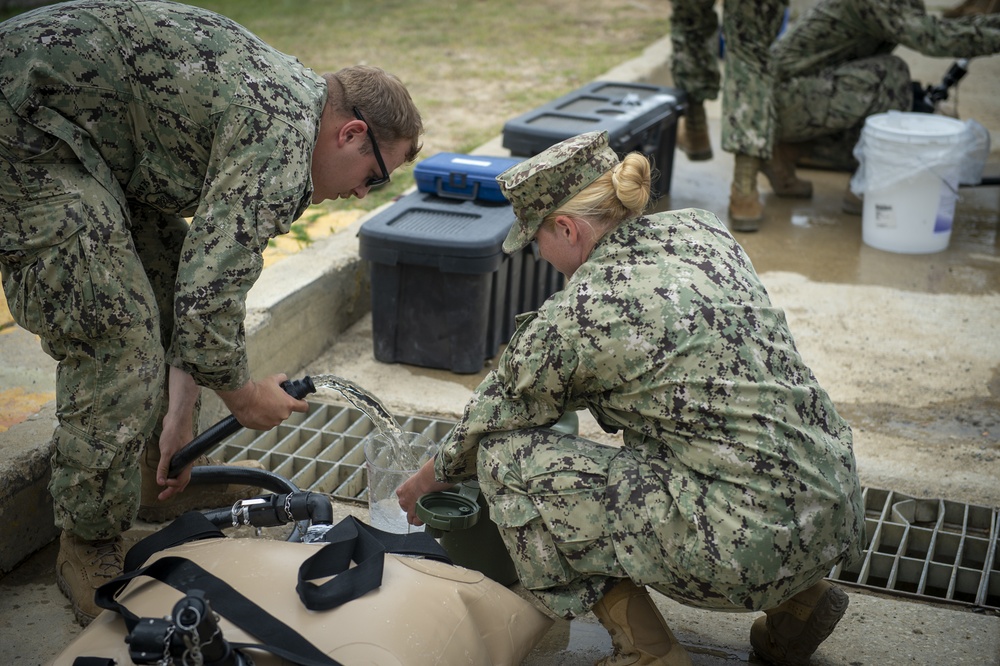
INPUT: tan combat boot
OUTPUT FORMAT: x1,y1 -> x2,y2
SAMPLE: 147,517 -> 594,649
761,143 -> 813,199
942,0 -> 1000,17
138,445 -> 266,522
677,102 -> 713,161
56,532 -> 123,627
729,154 -> 764,232
591,579 -> 693,666
750,580 -> 850,666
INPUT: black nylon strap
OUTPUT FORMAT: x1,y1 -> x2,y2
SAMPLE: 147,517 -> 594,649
298,516 -> 451,610
124,510 -> 225,572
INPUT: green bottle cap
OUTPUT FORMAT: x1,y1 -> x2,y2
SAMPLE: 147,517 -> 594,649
415,491 -> 480,531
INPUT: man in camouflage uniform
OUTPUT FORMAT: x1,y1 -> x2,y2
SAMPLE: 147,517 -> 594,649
0,0 -> 423,625
398,131 -> 864,666
670,0 -> 795,231
770,0 -> 1000,211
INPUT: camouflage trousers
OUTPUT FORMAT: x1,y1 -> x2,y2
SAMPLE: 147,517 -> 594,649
477,427 -> 836,619
670,0 -> 788,158
774,54 -> 913,166
0,97 -> 185,540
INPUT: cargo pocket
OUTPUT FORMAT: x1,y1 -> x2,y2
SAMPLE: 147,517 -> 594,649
49,423 -> 133,536
488,490 -> 541,529
126,150 -> 201,214
52,422 -> 121,473
3,194 -> 147,341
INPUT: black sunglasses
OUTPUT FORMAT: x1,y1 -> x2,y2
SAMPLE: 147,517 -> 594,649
352,106 -> 390,188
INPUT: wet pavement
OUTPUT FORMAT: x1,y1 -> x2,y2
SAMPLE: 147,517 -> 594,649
1,7 -> 999,665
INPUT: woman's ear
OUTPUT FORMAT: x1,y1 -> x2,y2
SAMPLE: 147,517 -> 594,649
553,215 -> 579,243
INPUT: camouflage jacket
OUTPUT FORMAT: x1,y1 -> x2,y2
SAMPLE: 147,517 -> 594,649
0,0 -> 325,389
435,208 -> 864,588
772,0 -> 1000,80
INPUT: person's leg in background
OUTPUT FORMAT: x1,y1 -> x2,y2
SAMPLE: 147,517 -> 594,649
720,0 -> 787,231
670,0 -> 722,161
772,55 -> 912,214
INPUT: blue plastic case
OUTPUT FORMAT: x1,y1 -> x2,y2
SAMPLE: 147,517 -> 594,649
414,153 -> 523,203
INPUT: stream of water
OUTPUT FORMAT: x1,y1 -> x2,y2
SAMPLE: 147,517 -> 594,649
309,373 -> 423,469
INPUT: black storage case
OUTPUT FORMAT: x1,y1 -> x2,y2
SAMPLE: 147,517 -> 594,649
502,81 -> 685,197
358,191 -> 564,374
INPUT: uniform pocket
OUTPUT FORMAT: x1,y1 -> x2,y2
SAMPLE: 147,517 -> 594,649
488,490 -> 541,529
52,422 -> 121,472
3,193 -> 149,340
126,150 -> 201,214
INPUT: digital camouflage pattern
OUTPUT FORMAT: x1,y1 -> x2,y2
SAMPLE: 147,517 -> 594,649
435,209 -> 865,618
498,131 -> 619,253
0,0 -> 326,538
772,0 -> 1000,148
670,0 -> 788,158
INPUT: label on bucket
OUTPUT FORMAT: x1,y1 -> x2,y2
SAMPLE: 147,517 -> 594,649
874,204 -> 896,229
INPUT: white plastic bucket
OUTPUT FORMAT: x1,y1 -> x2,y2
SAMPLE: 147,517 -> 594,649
853,112 -> 968,254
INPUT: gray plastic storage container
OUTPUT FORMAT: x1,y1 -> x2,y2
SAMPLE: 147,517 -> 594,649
358,191 -> 563,373
502,81 -> 686,197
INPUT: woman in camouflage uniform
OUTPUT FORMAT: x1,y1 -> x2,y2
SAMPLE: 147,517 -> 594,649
398,131 -> 864,666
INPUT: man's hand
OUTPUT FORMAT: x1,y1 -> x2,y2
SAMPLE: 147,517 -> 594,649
155,366 -> 200,501
216,373 -> 309,431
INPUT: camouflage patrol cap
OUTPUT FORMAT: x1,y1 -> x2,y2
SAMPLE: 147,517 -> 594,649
498,131 -> 619,253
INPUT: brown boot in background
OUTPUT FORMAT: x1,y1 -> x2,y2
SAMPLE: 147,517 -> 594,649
591,578 -> 693,666
842,187 -> 863,216
677,102 -> 713,161
942,0 -> 1000,18
761,143 -> 813,199
56,532 -> 123,627
750,580 -> 850,666
138,445 -> 266,523
729,154 -> 764,232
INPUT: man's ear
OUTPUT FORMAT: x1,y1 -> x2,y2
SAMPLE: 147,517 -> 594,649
338,118 -> 367,147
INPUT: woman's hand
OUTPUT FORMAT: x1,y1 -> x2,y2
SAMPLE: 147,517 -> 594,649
396,458 -> 455,526
216,373 -> 309,431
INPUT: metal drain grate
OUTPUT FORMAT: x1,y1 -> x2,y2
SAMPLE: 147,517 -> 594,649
207,400 -> 457,504
828,486 -> 1000,611
209,402 -> 1000,611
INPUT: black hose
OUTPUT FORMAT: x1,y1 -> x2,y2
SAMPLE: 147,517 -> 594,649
190,464 -> 300,495
199,490 -> 334,528
191,464 -> 301,539
168,376 -> 316,478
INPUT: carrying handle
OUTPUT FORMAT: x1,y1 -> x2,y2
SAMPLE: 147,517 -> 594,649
168,376 -> 316,478
435,174 -> 480,201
